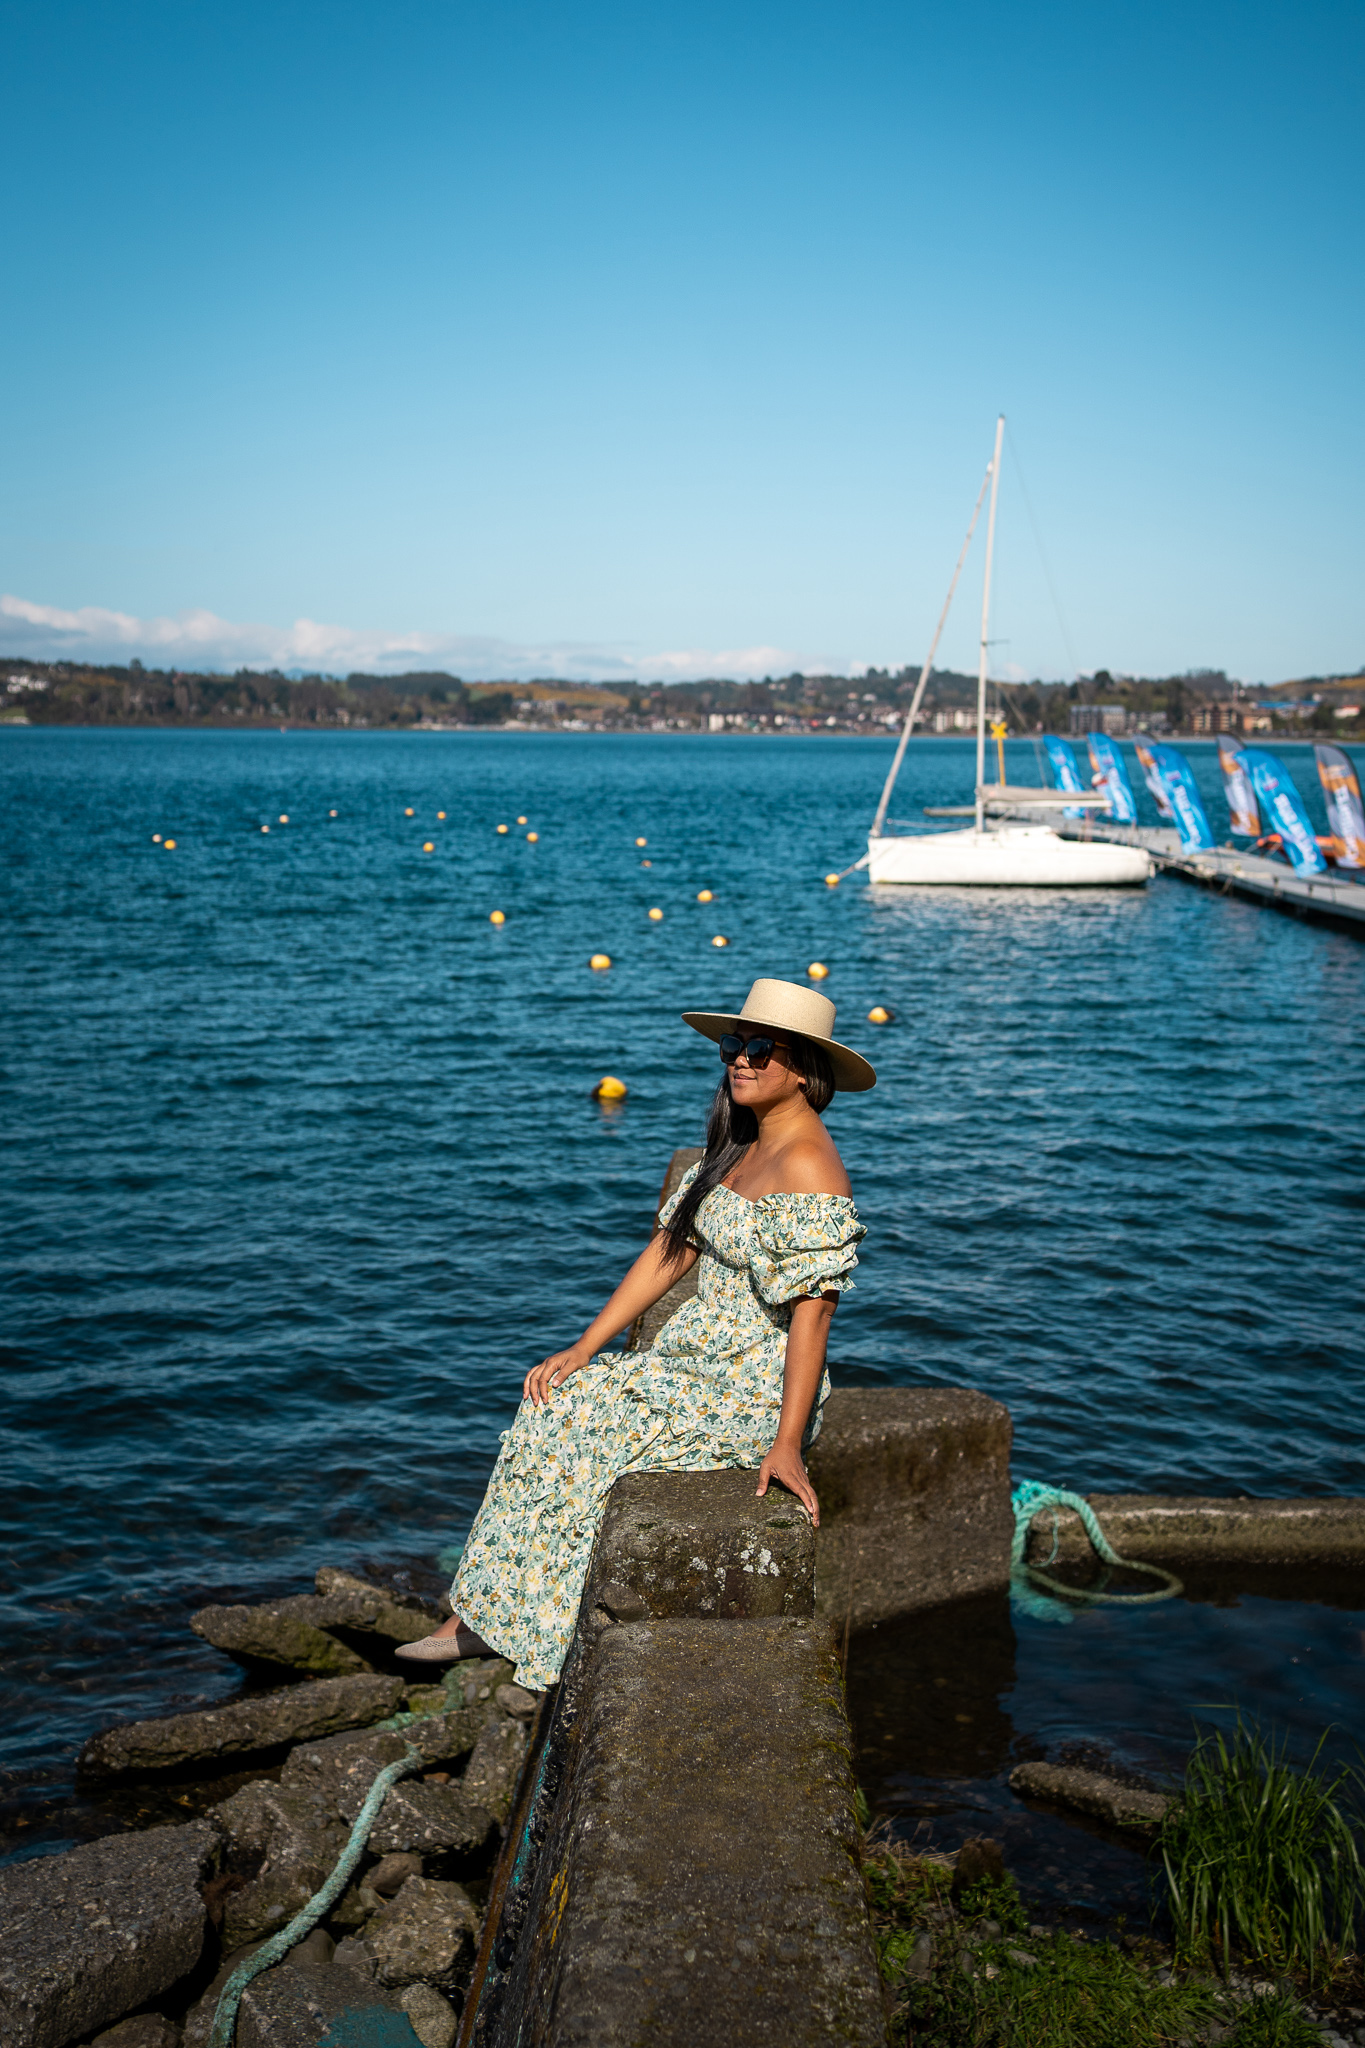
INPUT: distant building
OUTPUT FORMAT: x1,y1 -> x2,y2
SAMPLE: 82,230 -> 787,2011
1068,703 -> 1130,736
1189,701 -> 1273,736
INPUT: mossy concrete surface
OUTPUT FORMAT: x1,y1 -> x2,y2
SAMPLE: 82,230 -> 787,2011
809,1387 -> 1014,1629
1024,1493 -> 1365,1567
590,1468 -> 816,1623
489,1617 -> 886,2047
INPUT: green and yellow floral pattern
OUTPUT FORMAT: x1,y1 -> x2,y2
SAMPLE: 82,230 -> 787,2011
450,1168 -> 865,1688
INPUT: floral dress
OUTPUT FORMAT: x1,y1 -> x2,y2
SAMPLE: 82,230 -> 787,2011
450,1165 -> 866,1689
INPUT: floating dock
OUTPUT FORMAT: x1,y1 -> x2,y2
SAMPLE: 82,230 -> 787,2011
997,800 -> 1365,932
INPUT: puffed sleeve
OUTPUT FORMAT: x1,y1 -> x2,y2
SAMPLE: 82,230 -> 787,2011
749,1193 -> 865,1306
657,1160 -> 702,1234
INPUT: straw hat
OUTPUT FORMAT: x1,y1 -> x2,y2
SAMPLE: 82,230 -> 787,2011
681,977 -> 876,1093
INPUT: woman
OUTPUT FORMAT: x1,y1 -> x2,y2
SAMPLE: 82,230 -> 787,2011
399,977 -> 875,1690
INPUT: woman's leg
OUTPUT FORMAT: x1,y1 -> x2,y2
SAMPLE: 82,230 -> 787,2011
447,1360 -> 647,1688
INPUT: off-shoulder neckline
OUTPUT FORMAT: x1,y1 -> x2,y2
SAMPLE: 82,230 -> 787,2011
712,1181 -> 857,1209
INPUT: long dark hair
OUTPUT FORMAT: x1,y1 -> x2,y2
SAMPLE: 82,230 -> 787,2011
660,1035 -> 835,1265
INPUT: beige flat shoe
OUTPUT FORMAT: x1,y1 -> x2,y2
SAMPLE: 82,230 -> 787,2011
396,1626 -> 495,1663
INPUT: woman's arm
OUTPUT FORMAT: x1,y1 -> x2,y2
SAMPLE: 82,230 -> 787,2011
523,1233 -> 699,1406
754,1293 -> 836,1524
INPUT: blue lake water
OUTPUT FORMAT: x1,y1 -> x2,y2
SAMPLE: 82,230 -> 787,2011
2,727 -> 1363,1849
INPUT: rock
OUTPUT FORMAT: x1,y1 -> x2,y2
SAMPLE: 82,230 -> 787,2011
333,1937 -> 376,1977
90,2020 -> 182,2048
371,1854 -> 425,1898
596,1582 -> 648,1623
314,1567 -> 441,1641
231,1961 -> 419,2048
400,1981 -> 459,2048
494,1684 -> 539,1722
952,1836 -> 1006,1900
405,1686 -> 450,1715
189,1599 -> 374,1677
459,1714 -> 528,1825
279,1708 -> 485,1806
363,1877 -> 479,1994
79,1673 -> 405,1777
209,1780 -> 349,1950
0,1820 -> 220,2048
331,1880 -> 386,1929
356,1781 -> 496,1859
1009,1760 -> 1171,1827
907,1932 -> 934,1981
1008,1949 -> 1039,1969
446,1659 -> 515,1706
289,1927 -> 335,1967
180,1943 -> 265,2048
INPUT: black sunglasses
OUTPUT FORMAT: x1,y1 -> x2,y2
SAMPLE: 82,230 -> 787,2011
718,1033 -> 781,1070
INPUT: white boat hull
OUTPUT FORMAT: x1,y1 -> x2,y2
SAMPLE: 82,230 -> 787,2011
867,824 -> 1151,888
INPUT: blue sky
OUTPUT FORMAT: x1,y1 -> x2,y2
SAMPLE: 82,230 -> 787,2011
1,0 -> 1360,682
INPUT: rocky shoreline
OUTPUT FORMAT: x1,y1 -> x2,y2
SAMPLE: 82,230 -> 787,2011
0,1563 -> 541,2048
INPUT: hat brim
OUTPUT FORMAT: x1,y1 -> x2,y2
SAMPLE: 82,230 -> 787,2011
681,1010 -> 877,1093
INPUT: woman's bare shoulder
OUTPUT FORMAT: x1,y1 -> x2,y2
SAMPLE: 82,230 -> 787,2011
776,1135 -> 852,1198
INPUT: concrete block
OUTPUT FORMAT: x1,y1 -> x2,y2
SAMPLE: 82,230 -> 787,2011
79,1673 -> 405,1777
363,1876 -> 479,1993
1009,1761 -> 1170,1827
488,1617 -> 885,2047
209,1779 -> 349,1950
809,1385 -> 1013,1628
0,1820 -> 220,2048
586,1469 -> 816,1627
1024,1493 -> 1365,1568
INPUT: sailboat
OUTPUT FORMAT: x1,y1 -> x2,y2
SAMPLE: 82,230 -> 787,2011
863,416 -> 1151,888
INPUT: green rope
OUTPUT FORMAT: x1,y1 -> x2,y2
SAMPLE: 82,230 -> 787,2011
207,1742 -> 421,2048
1011,1479 -> 1182,1618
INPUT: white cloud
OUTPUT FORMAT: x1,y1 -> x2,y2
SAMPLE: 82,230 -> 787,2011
0,593 -> 833,684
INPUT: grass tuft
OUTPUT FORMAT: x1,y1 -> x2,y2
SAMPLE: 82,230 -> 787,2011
1160,1718 -> 1365,1981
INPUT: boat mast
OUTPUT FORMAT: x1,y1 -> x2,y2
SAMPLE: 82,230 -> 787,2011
869,460 -> 993,840
974,413 -> 1005,835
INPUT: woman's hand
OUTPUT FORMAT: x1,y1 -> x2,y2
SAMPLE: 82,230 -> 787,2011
756,1439 -> 820,1526
523,1346 -> 592,1408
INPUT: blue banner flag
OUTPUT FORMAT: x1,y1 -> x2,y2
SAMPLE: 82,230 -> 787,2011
1086,733 -> 1138,823
1043,735 -> 1086,817
1242,749 -> 1327,874
1314,744 -> 1365,869
1217,737 -> 1260,837
1133,739 -> 1177,821
1145,744 -> 1215,851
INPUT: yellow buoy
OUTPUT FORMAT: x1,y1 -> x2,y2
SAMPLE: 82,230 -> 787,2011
437,811 -> 446,820
635,836 -> 647,847
696,888 -> 713,902
712,934 -> 728,947
279,814 -> 289,824
163,839 -> 177,849
648,907 -> 664,921
868,1006 -> 895,1024
589,953 -> 612,971
641,859 -> 652,867
423,841 -> 434,852
824,872 -> 840,888
405,807 -> 414,817
517,815 -> 528,825
527,831 -> 539,842
593,1075 -> 628,1100
807,961 -> 829,980
496,824 -> 509,834
489,910 -> 506,925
